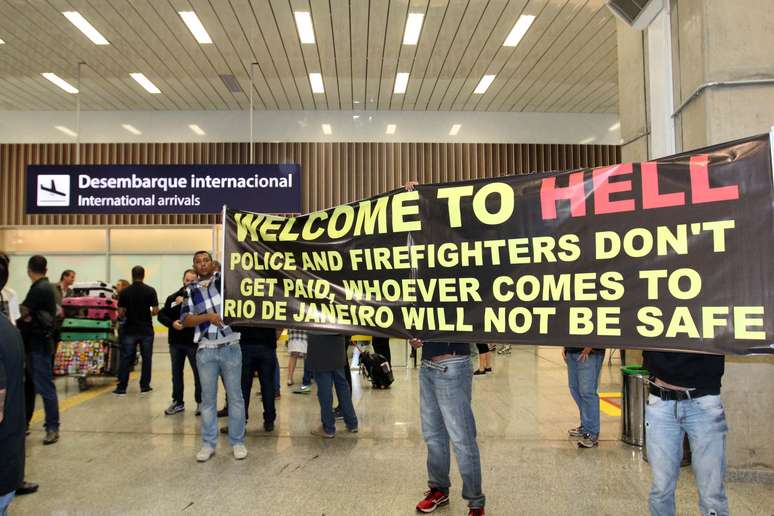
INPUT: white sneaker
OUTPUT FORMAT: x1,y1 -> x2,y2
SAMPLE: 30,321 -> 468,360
196,446 -> 215,462
233,443 -> 248,460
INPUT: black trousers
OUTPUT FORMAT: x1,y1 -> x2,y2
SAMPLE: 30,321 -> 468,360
241,344 -> 277,423
170,343 -> 201,404
372,337 -> 392,365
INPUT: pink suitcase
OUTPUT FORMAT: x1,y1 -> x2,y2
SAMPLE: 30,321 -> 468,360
63,296 -> 118,320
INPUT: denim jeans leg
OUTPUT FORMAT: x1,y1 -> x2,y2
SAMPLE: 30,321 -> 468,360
221,344 -> 245,446
117,335 -> 137,391
684,396 -> 729,516
170,344 -> 185,404
31,350 -> 60,431
646,396 -> 683,516
420,365 -> 451,495
273,351 -> 280,393
315,371 -> 335,434
566,353 -> 582,427
332,368 -> 357,430
435,358 -> 484,508
576,353 -> 603,437
139,335 -> 154,389
196,348 -> 219,449
0,491 -> 15,516
301,357 -> 313,386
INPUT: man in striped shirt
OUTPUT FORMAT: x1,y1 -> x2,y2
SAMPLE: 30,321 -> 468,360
180,250 -> 246,463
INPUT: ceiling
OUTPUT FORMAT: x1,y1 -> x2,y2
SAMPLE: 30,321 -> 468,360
0,0 -> 619,113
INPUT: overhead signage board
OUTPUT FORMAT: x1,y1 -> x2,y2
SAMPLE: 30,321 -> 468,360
26,164 -> 301,214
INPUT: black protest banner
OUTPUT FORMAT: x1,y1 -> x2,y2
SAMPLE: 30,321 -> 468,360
222,134 -> 774,355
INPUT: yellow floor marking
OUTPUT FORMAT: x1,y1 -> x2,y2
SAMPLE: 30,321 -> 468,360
29,372 -> 137,425
599,392 -> 622,417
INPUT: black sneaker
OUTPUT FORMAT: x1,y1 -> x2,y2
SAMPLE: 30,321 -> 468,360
112,389 -> 127,397
568,426 -> 585,438
164,402 -> 185,416
195,403 -> 201,416
264,420 -> 275,432
333,406 -> 344,420
217,406 -> 228,418
473,370 -> 486,376
140,386 -> 153,394
578,433 -> 599,448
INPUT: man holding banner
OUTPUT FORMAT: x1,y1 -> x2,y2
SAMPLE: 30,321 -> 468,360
181,251 -> 247,462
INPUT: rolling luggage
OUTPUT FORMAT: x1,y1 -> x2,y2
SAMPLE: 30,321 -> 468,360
61,331 -> 114,342
63,296 -> 118,320
70,281 -> 114,298
62,318 -> 113,330
54,340 -> 108,376
359,351 -> 394,389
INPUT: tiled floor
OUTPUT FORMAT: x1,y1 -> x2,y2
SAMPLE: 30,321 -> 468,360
14,344 -> 774,515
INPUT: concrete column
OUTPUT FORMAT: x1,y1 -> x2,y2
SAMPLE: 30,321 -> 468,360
617,0 -> 774,483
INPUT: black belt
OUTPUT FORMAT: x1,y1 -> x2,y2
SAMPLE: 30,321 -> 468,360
649,384 -> 716,401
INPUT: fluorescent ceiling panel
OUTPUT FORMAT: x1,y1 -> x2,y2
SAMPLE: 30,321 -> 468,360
178,11 -> 212,44
188,124 -> 206,135
403,13 -> 424,45
130,73 -> 161,94
394,72 -> 410,94
309,73 -> 324,93
62,11 -> 109,45
41,73 -> 78,94
386,124 -> 397,135
474,74 -> 496,94
55,126 -> 77,137
294,11 -> 315,44
321,123 -> 332,135
121,124 -> 142,135
503,15 -> 535,47
449,124 -> 461,136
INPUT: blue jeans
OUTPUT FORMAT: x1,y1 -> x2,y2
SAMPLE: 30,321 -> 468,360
645,394 -> 728,516
315,369 -> 357,434
0,491 -> 14,516
273,351 -> 280,393
420,357 -> 484,509
566,351 -> 604,436
196,343 -> 245,448
302,359 -> 313,386
27,350 -> 60,431
117,333 -> 154,391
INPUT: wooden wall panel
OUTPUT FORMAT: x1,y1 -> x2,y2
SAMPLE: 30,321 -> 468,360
0,142 -> 621,226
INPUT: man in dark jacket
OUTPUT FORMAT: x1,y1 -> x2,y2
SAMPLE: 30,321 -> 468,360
19,255 -> 60,445
158,269 -> 201,416
0,254 -> 27,513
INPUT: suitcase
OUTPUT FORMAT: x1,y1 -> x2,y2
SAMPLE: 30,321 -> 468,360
62,318 -> 113,330
70,281 -> 114,298
63,296 -> 118,320
359,351 -> 394,389
54,340 -> 107,376
61,331 -> 114,342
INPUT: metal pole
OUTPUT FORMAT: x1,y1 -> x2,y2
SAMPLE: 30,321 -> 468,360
250,62 -> 258,164
76,61 -> 84,164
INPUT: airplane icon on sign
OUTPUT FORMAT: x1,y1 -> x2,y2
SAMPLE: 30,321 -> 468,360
39,179 -> 67,197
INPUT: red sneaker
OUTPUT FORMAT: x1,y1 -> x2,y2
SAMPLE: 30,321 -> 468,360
416,488 -> 450,513
469,508 -> 485,516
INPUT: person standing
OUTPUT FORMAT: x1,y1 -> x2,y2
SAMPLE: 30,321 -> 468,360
410,339 -> 485,515
55,270 -> 75,304
643,350 -> 728,516
158,269 -> 201,416
113,266 -> 158,396
18,255 -> 60,445
0,255 -> 30,515
563,346 -> 605,448
288,329 -> 313,393
307,332 -> 358,438
180,251 -> 246,462
473,344 -> 493,376
227,325 -> 277,433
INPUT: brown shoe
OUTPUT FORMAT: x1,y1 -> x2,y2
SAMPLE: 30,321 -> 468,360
310,426 -> 335,439
43,430 -> 59,445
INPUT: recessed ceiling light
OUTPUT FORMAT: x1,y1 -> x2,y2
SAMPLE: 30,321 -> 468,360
579,136 -> 596,144
394,72 -> 410,94
130,73 -> 161,94
55,126 -> 77,137
220,74 -> 242,93
321,124 -> 332,135
386,124 -> 397,135
122,124 -> 141,135
608,121 -> 621,131
449,124 -> 461,136
41,73 -> 78,94
503,15 -> 535,47
62,11 -> 109,45
188,124 -> 206,135
294,11 -> 315,44
0,38 -> 5,44
403,13 -> 424,45
178,11 -> 212,44
309,73 -> 324,93
474,74 -> 496,94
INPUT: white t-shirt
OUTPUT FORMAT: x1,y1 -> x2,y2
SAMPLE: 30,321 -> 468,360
0,286 -> 21,326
